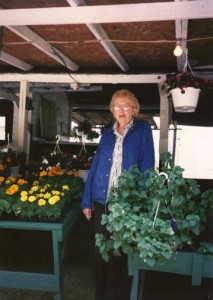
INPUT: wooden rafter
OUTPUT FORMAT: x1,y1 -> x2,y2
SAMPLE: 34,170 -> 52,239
66,0 -> 129,72
7,26 -> 79,71
0,50 -> 33,71
0,1 -> 212,26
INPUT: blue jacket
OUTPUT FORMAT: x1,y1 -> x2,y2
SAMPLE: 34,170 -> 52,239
81,118 -> 155,208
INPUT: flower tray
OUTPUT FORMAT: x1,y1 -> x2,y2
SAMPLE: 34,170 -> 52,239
128,250 -> 213,300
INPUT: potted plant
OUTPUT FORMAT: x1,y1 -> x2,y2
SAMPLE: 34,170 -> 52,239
71,120 -> 100,141
0,148 -> 27,178
162,71 -> 212,113
68,151 -> 93,182
95,152 -> 213,267
40,151 -> 69,172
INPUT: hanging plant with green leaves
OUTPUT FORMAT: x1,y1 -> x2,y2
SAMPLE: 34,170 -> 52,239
71,120 -> 99,141
95,152 -> 213,267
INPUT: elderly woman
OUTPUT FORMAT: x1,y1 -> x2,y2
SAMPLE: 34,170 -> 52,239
81,89 -> 155,300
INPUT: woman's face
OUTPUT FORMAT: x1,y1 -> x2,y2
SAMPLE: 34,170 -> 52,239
112,96 -> 135,127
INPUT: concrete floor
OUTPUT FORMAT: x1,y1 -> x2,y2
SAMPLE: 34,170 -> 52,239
0,216 -> 212,300
0,261 -> 95,300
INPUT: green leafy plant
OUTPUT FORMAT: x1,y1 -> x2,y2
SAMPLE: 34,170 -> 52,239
71,120 -> 99,141
40,151 -> 93,172
162,71 -> 212,94
95,152 -> 213,266
40,152 -> 69,171
68,152 -> 93,170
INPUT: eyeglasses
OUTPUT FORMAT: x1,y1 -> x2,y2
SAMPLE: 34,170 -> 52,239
113,105 -> 132,111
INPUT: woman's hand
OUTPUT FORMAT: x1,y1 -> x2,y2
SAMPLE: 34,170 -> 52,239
83,208 -> 92,221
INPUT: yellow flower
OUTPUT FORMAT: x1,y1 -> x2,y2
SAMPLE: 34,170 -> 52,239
31,186 -> 39,192
52,190 -> 60,195
21,195 -> 28,202
48,195 -> 60,205
5,180 -> 11,185
5,184 -> 19,195
33,181 -> 39,185
28,195 -> 37,202
62,185 -> 69,191
61,192 -> 65,196
38,199 -> 46,206
21,191 -> 28,196
54,195 -> 60,202
38,193 -> 44,198
44,192 -> 51,199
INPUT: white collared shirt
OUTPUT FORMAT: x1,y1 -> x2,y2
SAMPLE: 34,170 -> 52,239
107,119 -> 133,196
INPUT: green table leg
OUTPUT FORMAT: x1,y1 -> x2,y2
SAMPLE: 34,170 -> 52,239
52,231 -> 64,300
130,269 -> 139,300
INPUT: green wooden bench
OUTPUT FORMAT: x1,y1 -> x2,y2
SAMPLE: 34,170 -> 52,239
128,250 -> 213,300
0,203 -> 81,300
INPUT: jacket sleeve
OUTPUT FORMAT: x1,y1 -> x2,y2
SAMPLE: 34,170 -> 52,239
140,122 -> 155,172
80,147 -> 100,209
80,130 -> 110,209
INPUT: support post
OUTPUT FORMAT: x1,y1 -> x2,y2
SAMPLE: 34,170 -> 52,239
158,84 -> 170,166
17,80 -> 29,152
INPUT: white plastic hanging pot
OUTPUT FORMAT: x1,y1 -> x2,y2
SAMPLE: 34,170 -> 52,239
79,169 -> 89,182
171,87 -> 201,113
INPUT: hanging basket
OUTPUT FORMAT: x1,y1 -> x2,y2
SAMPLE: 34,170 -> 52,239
171,87 -> 201,113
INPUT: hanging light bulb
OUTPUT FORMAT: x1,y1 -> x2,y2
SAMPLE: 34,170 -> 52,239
173,39 -> 183,57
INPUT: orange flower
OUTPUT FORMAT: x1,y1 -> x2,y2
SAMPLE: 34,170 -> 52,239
7,176 -> 16,182
75,170 -> 81,177
0,176 -> 5,183
17,178 -> 27,185
40,170 -> 47,177
0,164 -> 5,171
5,184 -> 19,195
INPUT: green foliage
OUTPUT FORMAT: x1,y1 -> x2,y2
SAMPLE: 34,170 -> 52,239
162,71 -> 213,93
95,152 -> 213,266
71,120 -> 99,141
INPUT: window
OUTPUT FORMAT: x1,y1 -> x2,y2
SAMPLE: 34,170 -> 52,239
0,116 -> 6,140
0,100 -> 13,146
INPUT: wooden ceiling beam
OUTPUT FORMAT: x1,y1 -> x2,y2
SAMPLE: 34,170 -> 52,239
0,1 -> 212,26
7,26 -> 79,71
0,73 -> 166,84
66,0 -> 129,72
0,50 -> 33,71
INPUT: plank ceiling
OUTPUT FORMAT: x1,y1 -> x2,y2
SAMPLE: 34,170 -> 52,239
0,0 -> 213,126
